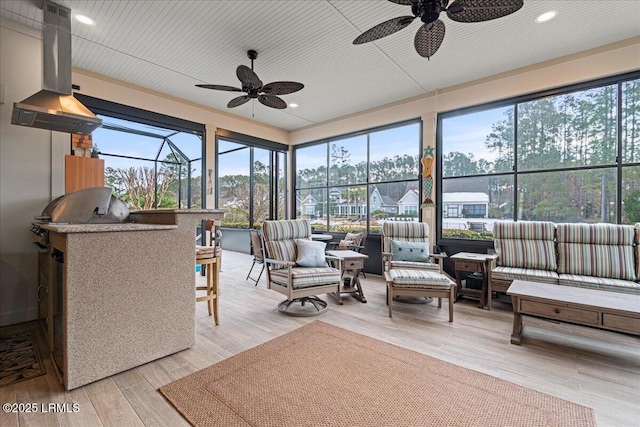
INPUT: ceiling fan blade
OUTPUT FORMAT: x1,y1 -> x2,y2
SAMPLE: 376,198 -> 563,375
258,94 -> 287,109
414,20 -> 446,59
353,15 -> 416,45
227,95 -> 251,108
262,81 -> 304,95
387,0 -> 415,5
447,0 -> 524,23
236,65 -> 262,89
195,84 -> 243,92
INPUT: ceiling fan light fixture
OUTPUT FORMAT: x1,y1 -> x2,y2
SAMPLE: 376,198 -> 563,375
289,103 -> 299,108
196,50 -> 304,110
535,10 -> 558,24
74,14 -> 95,26
354,0 -> 524,58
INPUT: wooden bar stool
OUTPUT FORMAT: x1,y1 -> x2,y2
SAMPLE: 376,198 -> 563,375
196,246 -> 220,324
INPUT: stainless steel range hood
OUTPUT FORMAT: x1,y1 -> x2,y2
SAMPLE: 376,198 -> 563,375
11,0 -> 102,135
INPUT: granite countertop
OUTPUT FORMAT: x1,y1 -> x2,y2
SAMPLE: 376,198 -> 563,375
41,222 -> 178,233
129,208 -> 226,214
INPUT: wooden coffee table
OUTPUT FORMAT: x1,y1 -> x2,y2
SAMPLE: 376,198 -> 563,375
507,280 -> 640,344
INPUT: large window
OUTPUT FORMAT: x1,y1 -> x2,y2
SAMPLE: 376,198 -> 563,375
294,121 -> 421,233
89,117 -> 203,210
438,73 -> 640,241
217,131 -> 287,228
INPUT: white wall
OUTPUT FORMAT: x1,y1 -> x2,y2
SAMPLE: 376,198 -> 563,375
0,20 -> 69,326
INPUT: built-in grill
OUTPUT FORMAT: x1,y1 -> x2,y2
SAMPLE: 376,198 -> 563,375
31,187 -> 129,247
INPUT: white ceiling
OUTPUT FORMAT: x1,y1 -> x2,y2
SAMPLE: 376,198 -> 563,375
2,1 -> 639,131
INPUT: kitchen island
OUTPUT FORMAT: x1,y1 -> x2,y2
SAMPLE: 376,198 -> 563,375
42,209 -> 225,390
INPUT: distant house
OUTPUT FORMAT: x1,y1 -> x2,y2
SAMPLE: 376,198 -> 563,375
370,186 -> 397,214
397,189 -> 419,215
300,194 -> 319,217
327,185 -> 398,216
442,192 -> 489,218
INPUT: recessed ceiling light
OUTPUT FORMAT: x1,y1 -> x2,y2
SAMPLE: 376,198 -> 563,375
535,10 -> 558,24
74,14 -> 96,26
289,103 -> 299,108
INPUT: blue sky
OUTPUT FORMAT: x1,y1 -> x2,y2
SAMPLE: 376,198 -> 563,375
295,122 -> 421,173
92,115 -> 202,174
442,106 -> 511,163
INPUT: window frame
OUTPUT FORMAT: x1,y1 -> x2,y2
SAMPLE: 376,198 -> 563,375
77,94 -> 206,209
292,118 -> 423,234
436,70 -> 640,246
216,129 -> 288,228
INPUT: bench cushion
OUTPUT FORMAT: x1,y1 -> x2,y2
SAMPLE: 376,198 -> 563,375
493,221 -> 557,270
387,269 -> 452,289
556,223 -> 636,281
558,274 -> 640,295
492,266 -> 559,285
270,267 -> 340,290
636,223 -> 640,280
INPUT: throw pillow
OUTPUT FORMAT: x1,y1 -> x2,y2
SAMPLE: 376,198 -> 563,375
344,232 -> 364,247
390,240 -> 430,263
338,239 -> 356,249
295,239 -> 328,268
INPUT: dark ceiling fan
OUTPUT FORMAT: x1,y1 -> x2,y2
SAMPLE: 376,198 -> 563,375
353,0 -> 524,59
195,50 -> 304,109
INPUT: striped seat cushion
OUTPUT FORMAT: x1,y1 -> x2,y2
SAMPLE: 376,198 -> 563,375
262,219 -> 312,267
388,269 -> 452,289
634,222 -> 640,282
558,274 -> 640,295
270,267 -> 341,290
195,245 -> 215,256
263,240 -> 298,265
382,222 -> 430,254
262,219 -> 311,242
491,266 -> 559,285
493,221 -> 557,270
389,260 -> 440,271
556,223 -> 636,281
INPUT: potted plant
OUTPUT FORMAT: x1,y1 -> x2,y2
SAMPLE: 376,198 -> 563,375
91,144 -> 100,159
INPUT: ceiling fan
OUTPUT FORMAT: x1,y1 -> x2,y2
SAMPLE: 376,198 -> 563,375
353,0 -> 524,59
195,50 -> 304,109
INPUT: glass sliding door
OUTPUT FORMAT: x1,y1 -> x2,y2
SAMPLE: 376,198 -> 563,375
217,135 -> 288,228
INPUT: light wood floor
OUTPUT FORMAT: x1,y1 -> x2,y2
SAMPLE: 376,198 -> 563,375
1,250 -> 639,427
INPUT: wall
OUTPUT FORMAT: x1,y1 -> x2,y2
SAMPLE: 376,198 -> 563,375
0,20 -> 68,326
0,18 -> 288,326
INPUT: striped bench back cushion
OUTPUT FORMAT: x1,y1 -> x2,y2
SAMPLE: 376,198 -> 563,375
556,223 -> 636,280
262,219 -> 311,263
382,222 -> 430,254
636,223 -> 640,280
493,221 -> 557,270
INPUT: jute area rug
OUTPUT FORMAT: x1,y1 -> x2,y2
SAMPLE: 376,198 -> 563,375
159,321 -> 595,427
